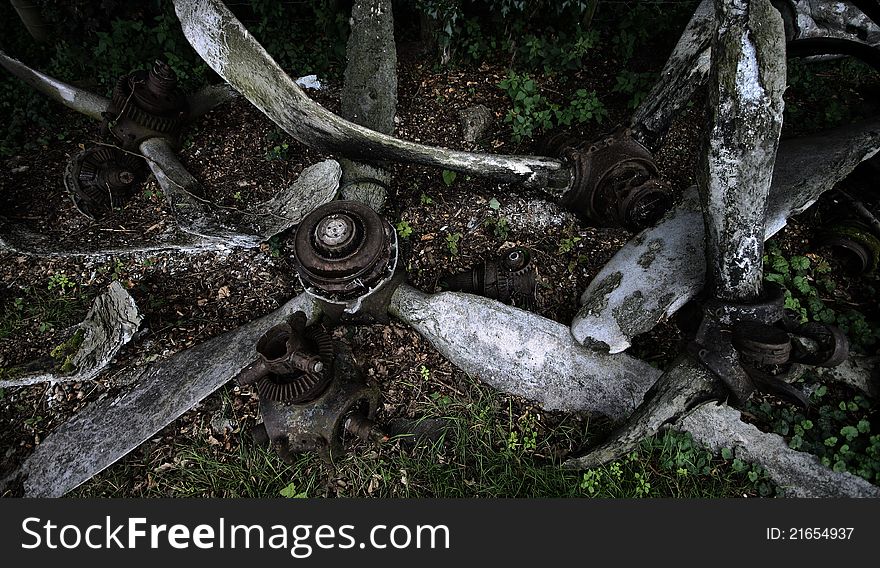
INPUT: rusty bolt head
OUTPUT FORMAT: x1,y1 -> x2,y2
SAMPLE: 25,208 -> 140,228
315,213 -> 357,255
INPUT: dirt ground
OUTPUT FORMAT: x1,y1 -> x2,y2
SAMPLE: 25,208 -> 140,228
0,34 -> 876,496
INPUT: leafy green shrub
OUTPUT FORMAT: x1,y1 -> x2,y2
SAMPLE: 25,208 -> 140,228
498,71 -> 554,139
557,88 -> 608,125
607,0 -> 695,63
578,430 -> 776,498
517,28 -> 599,72
498,71 -> 606,140
396,220 -> 414,238
446,232 -> 462,255
415,0 -> 601,69
784,58 -> 879,134
757,241 -> 879,484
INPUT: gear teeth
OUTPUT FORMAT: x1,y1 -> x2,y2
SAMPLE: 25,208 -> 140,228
64,146 -> 146,219
256,326 -> 336,404
257,372 -> 332,403
108,69 -> 187,139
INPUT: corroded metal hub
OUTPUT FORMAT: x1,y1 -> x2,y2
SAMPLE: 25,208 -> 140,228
689,283 -> 849,408
315,213 -> 357,253
542,130 -> 672,231
104,60 -> 189,148
293,200 -> 398,305
253,346 -> 380,463
63,146 -> 146,219
440,247 -> 537,308
818,221 -> 880,274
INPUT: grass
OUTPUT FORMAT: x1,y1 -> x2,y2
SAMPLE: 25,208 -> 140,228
75,380 -> 773,498
0,284 -> 90,341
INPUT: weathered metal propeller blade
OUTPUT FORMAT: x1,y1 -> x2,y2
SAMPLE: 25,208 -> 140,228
0,49 -> 110,120
337,0 -> 397,211
187,83 -> 239,119
2,293 -> 320,497
0,51 -> 332,253
140,138 -> 342,247
699,0 -> 787,302
631,0 -> 880,150
0,216 -> 229,258
631,0 -> 713,150
678,402 -> 880,497
389,284 -> 661,420
0,282 -> 142,388
172,0 -> 570,192
572,116 -> 880,353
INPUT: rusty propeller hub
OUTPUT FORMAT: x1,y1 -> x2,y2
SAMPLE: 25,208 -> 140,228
293,200 -> 398,304
542,130 -> 672,232
687,283 -> 850,408
104,60 -> 189,148
234,311 -> 335,404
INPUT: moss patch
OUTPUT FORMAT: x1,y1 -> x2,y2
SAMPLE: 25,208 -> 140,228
579,271 -> 623,316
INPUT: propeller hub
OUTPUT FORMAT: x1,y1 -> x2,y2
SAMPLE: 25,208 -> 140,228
293,201 -> 398,304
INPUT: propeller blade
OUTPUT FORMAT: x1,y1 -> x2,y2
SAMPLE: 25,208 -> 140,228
389,284 -> 661,420
140,137 -> 341,247
3,293 -> 320,497
0,50 -> 109,121
172,0 -> 569,191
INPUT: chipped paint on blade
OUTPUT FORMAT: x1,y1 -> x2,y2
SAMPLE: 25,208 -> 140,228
5,294 -> 320,497
572,118 -> 880,352
0,282 -> 142,388
390,285 -> 660,419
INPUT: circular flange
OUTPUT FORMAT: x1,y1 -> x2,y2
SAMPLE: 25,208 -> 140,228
64,146 -> 146,219
315,213 -> 358,255
792,322 -> 850,368
293,200 -> 397,303
732,320 -> 792,366
502,247 -> 530,272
